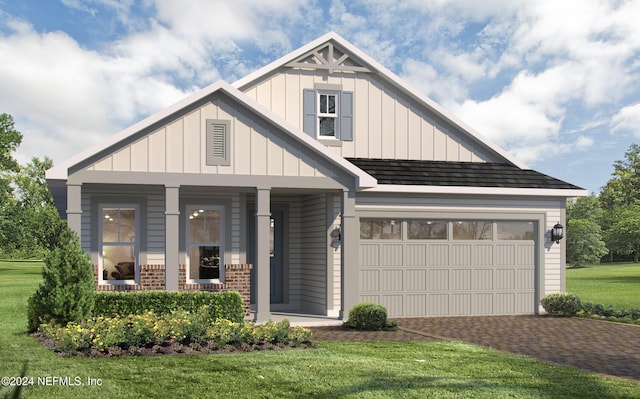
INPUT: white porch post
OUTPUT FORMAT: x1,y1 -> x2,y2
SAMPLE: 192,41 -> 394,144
255,187 -> 271,322
341,189 -> 358,319
66,183 -> 82,238
165,185 -> 180,291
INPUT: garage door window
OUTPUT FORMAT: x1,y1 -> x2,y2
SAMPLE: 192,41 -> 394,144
497,221 -> 534,240
408,220 -> 447,239
360,219 -> 401,239
453,220 -> 492,240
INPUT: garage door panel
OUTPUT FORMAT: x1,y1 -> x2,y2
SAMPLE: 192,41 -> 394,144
380,295 -> 403,316
474,245 -> 493,265
451,269 -> 471,290
451,294 -> 472,315
405,294 -> 427,316
428,269 -> 449,290
427,244 -> 449,266
451,244 -> 471,265
381,244 -> 403,266
516,292 -> 535,313
405,269 -> 427,291
406,244 -> 427,266
474,293 -> 494,314
381,269 -> 403,291
473,269 -> 493,290
495,269 -> 515,289
360,244 -> 379,266
516,269 -> 535,289
428,294 -> 449,315
495,293 -> 515,314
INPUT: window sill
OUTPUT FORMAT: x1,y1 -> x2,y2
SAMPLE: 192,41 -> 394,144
99,280 -> 138,285
319,139 -> 343,147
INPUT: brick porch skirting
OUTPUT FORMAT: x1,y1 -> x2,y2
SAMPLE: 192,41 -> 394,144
93,264 -> 253,316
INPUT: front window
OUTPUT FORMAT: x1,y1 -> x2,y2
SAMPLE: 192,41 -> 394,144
318,92 -> 338,138
101,206 -> 138,282
187,207 -> 223,280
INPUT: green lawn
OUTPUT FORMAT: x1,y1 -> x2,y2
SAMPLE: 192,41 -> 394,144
1,260 -> 639,398
566,262 -> 640,309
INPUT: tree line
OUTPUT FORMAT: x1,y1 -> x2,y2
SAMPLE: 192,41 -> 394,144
567,143 -> 640,267
0,113 -> 65,259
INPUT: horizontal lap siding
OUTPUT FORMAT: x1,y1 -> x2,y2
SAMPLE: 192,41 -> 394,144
300,194 -> 327,313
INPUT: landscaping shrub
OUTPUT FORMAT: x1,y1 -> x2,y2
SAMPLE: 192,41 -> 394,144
343,302 -> 397,331
93,291 -> 244,322
540,292 -> 582,316
27,228 -> 95,332
40,312 -> 312,356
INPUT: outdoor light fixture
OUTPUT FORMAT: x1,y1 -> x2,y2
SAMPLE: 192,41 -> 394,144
551,222 -> 564,244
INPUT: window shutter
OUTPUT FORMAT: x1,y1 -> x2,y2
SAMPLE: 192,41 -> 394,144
303,89 -> 317,137
206,120 -> 230,166
340,91 -> 353,141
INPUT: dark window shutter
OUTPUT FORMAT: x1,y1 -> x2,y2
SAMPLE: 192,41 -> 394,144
303,89 -> 317,137
340,91 -> 353,141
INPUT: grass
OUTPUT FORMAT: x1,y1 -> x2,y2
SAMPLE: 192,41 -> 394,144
2,260 -> 640,398
566,262 -> 640,309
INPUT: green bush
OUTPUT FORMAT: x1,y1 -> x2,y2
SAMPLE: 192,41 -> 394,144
41,313 -> 312,355
93,291 -> 244,322
27,228 -> 95,332
343,302 -> 397,331
541,292 -> 582,316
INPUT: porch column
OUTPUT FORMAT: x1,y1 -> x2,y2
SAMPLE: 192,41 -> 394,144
165,185 -> 180,291
341,189 -> 358,319
66,183 -> 82,238
255,187 -> 271,322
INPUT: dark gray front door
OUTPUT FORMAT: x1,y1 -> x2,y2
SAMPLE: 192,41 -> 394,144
269,210 -> 284,303
249,208 -> 284,304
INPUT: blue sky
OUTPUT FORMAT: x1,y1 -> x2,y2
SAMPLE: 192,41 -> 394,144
1,0 -> 639,194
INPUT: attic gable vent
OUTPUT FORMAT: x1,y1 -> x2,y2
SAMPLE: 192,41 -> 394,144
206,119 -> 230,166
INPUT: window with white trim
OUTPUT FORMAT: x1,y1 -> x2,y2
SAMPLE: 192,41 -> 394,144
318,92 -> 338,138
187,206 -> 224,281
303,89 -> 353,141
100,206 -> 138,282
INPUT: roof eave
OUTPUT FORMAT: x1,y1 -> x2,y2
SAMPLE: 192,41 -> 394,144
360,184 -> 589,197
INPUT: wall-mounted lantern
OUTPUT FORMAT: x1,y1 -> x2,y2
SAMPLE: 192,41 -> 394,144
550,222 -> 564,244
330,228 -> 341,248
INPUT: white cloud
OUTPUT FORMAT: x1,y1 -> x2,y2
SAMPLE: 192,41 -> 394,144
611,104 -> 640,137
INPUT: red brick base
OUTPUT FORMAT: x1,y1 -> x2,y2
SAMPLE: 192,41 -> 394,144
93,264 -> 253,316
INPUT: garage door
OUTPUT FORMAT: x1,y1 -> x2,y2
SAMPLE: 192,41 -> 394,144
359,219 -> 536,317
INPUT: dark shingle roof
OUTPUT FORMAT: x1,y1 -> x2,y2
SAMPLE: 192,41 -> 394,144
346,158 -> 582,190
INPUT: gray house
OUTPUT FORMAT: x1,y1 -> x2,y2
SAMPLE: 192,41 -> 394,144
46,32 -> 586,321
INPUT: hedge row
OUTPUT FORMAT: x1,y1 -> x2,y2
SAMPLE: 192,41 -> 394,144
541,292 -> 640,325
93,291 -> 244,323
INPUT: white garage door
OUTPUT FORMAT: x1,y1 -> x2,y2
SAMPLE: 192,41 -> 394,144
359,219 -> 536,317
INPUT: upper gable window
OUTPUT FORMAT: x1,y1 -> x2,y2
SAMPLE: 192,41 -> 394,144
303,87 -> 353,142
318,92 -> 338,138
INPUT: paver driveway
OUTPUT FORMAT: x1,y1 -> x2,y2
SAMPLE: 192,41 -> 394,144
395,315 -> 640,381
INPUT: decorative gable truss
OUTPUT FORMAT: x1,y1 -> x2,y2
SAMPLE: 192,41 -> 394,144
285,42 -> 371,74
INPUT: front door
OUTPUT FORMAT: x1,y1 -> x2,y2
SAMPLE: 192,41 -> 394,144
249,207 -> 284,304
269,210 -> 284,303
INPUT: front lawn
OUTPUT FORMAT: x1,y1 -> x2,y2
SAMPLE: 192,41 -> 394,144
567,262 -> 640,309
2,260 -> 640,398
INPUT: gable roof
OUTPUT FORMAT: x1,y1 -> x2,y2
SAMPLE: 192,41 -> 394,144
348,158 -> 586,197
46,80 -> 377,189
233,31 -> 527,169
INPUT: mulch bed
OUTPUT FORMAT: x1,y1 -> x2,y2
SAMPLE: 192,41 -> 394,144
309,326 -> 433,342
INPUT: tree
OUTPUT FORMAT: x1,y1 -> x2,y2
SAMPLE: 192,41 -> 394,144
0,113 -> 22,203
567,195 -> 603,223
27,227 -> 95,332
599,143 -> 640,209
603,203 -> 640,262
566,219 -> 608,267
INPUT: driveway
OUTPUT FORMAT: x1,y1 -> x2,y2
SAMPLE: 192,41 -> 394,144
395,315 -> 640,382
